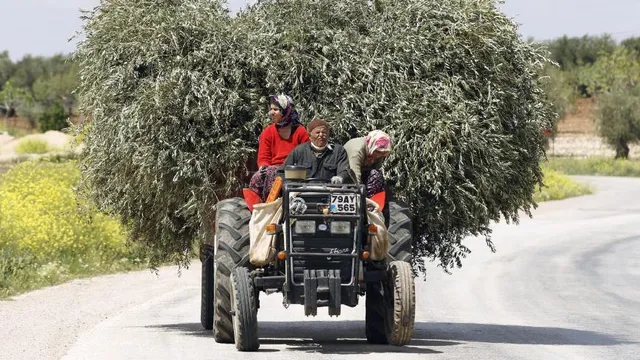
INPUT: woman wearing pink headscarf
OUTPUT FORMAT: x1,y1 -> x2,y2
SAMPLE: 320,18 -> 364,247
343,130 -> 393,197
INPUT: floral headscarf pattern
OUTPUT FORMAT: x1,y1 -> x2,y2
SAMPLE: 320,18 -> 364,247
365,130 -> 392,156
270,94 -> 300,128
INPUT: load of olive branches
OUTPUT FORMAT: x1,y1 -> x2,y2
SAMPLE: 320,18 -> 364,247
73,0 -> 554,273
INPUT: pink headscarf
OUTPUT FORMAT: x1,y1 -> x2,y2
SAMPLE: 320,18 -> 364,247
365,130 -> 392,156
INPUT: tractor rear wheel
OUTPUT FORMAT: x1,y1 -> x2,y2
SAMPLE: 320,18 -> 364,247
212,197 -> 252,343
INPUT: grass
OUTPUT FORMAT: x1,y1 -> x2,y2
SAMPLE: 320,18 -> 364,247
534,167 -> 593,202
544,156 -> 640,177
13,138 -> 51,155
0,250 -> 150,299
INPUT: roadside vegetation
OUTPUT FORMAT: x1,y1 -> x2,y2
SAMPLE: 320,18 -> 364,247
544,156 -> 640,177
0,159 -> 149,299
13,138 -> 51,155
541,35 -> 640,159
534,167 -> 592,202
0,157 -> 588,299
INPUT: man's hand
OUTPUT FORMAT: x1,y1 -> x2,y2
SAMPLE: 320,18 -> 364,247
330,176 -> 343,184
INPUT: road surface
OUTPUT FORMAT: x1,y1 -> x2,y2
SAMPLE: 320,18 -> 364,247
1,176 -> 638,359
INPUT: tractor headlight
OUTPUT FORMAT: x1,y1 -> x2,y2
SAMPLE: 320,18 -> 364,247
294,220 -> 316,234
330,221 -> 351,234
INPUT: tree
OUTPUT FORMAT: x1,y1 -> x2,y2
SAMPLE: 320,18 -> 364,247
8,55 -> 48,93
580,47 -> 640,95
0,51 -> 13,88
540,64 -> 577,139
544,34 -> 617,70
595,85 -> 640,159
584,47 -> 640,159
621,36 -> 640,53
0,81 -> 32,130
38,102 -> 69,132
73,0 -> 554,274
32,63 -> 79,117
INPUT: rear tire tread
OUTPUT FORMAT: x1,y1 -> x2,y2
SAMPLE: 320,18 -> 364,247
200,244 -> 214,330
213,198 -> 252,344
387,201 -> 412,263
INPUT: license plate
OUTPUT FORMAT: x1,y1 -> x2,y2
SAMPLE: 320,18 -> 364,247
330,194 -> 357,214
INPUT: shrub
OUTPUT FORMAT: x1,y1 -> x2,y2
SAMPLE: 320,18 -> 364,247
0,160 -> 142,297
14,138 -> 50,154
544,156 -> 640,177
534,167 -> 592,202
0,160 -> 129,263
39,102 -> 69,132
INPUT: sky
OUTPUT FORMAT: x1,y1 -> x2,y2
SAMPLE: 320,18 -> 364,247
2,0 -> 640,61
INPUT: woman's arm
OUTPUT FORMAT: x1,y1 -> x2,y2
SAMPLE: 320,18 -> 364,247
335,145 -> 354,182
344,138 -> 365,183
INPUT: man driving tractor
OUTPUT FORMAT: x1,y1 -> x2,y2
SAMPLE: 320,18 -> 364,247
281,119 -> 354,183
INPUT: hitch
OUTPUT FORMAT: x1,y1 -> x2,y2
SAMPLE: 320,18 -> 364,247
303,269 -> 342,317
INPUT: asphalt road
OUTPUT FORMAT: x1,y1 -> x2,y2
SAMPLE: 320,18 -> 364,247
1,176 -> 638,359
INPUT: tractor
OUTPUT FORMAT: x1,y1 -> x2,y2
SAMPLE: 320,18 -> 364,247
200,165 -> 415,351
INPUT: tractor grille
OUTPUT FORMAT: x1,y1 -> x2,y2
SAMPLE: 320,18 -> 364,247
288,192 -> 360,285
291,235 -> 355,284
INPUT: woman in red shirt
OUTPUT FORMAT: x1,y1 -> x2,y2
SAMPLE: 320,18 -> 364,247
249,94 -> 309,200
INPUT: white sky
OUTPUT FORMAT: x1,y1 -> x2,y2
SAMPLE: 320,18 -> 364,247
1,0 -> 639,61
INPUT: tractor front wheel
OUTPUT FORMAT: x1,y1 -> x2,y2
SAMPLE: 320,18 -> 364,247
231,267 -> 260,351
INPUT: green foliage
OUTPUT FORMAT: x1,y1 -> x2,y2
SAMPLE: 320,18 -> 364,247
544,156 -> 640,177
14,138 -> 50,154
32,63 -> 79,115
594,84 -> 640,159
580,47 -> 640,96
0,160 -> 143,298
533,167 -> 592,202
621,37 -> 640,54
7,55 -> 49,90
0,51 -> 13,86
0,52 -> 78,128
541,65 -> 576,137
544,34 -> 617,69
38,102 -> 69,132
0,81 -> 33,119
73,0 -> 554,274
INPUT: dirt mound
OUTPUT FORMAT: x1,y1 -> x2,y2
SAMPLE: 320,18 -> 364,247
37,131 -> 73,149
0,133 -> 14,147
556,98 -> 597,135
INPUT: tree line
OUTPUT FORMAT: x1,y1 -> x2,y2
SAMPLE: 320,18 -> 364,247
0,51 -> 77,133
538,34 -> 640,158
